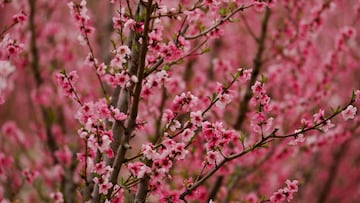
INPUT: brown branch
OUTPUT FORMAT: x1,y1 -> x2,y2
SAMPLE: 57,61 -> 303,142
180,97 -> 355,201
0,22 -> 17,40
204,38 -> 223,202
125,70 -> 243,163
29,1 -> 77,202
316,139 -> 351,203
134,85 -> 167,203
240,13 -> 258,42
184,4 -> 255,40
206,176 -> 224,203
234,7 -> 270,130
107,1 -> 153,200
75,5 -> 109,99
144,57 -> 164,78
90,2 -> 146,201
222,149 -> 275,203
29,0 -> 60,161
180,128 -> 278,201
273,99 -> 355,139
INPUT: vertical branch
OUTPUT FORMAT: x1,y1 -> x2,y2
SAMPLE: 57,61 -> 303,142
29,0 -> 59,162
222,149 -> 275,203
106,0 -> 153,200
108,6 -> 139,166
206,176 -> 224,203
90,4 -> 141,202
296,153 -> 319,201
29,0 -> 42,86
134,86 -> 166,203
207,8 -> 271,202
29,1 -> 76,202
234,7 -> 270,130
316,140 -> 351,203
222,168 -> 241,203
207,39 -> 222,80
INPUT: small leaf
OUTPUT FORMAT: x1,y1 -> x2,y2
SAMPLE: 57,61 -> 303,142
352,90 -> 356,102
201,47 -> 211,54
212,93 -> 218,102
219,8 -> 228,17
261,74 -> 268,83
162,64 -> 170,71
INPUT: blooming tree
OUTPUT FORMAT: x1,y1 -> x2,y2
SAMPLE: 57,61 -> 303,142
1,0 -> 360,202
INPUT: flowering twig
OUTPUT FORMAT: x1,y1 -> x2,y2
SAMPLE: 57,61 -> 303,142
0,22 -> 17,40
180,97 -> 355,201
184,4 -> 255,40
74,5 -> 109,100
107,1 -> 153,200
234,7 -> 270,130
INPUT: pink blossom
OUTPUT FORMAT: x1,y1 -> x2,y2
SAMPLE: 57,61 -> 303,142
99,181 -> 113,195
321,120 -> 335,132
55,146 -> 72,166
216,93 -> 233,109
162,109 -> 174,123
168,120 -> 181,132
285,179 -> 299,193
313,109 -> 325,123
206,151 -> 222,166
0,60 -> 15,77
124,19 -> 143,32
181,128 -> 195,142
22,169 -> 38,184
128,162 -> 151,178
270,189 -> 286,202
190,111 -> 202,126
245,192 -> 258,203
50,192 -> 64,203
342,105 -> 357,120
288,131 -> 305,146
142,143 -> 159,160
12,12 -> 27,24
241,68 -> 252,81
112,108 -> 128,121
251,81 -> 264,95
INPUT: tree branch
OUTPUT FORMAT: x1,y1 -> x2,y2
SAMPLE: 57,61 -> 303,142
107,1 -> 153,200
184,4 -> 254,40
180,96 -> 355,201
316,139 -> 351,203
234,7 -> 270,130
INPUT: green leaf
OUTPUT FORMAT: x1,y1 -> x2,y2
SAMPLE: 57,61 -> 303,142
212,93 -> 218,102
201,47 -> 211,54
162,64 -> 170,71
352,90 -> 356,102
110,39 -> 117,50
239,133 -> 246,144
261,74 -> 268,83
219,7 -> 228,17
178,4 -> 182,12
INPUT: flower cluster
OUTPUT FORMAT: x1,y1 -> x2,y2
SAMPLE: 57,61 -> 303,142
93,161 -> 114,195
250,81 -> 273,135
270,179 -> 299,202
67,0 -> 94,43
171,92 -> 199,112
55,71 -> 79,99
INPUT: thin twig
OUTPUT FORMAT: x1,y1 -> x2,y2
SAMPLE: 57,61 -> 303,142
184,4 -> 255,40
